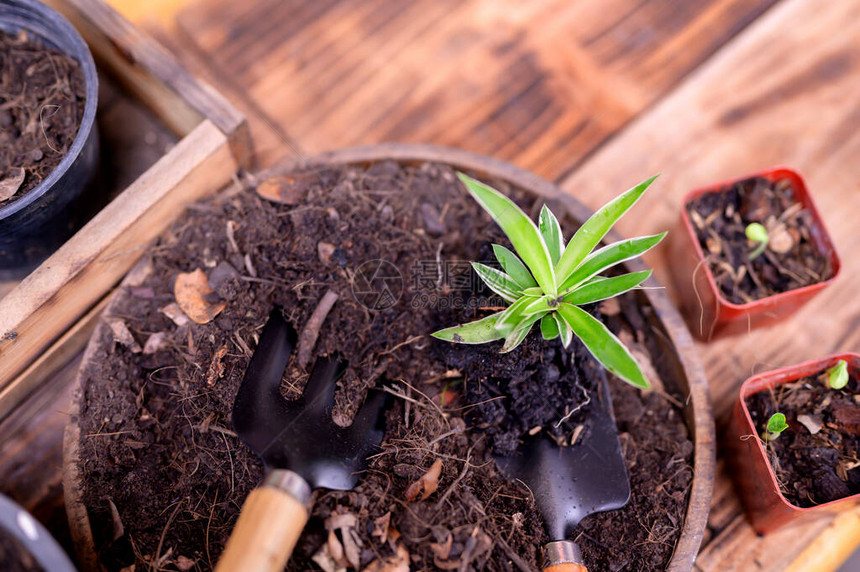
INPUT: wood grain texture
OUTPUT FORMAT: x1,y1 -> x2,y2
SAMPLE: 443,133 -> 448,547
175,0 -> 776,176
0,120 -> 236,395
0,297 -> 109,422
559,0 -> 860,569
44,0 -> 252,167
215,486 -> 309,572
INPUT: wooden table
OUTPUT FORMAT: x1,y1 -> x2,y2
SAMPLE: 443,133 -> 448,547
4,0 -> 860,569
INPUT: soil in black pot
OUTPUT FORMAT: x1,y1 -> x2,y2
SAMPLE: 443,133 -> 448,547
0,530 -> 43,572
75,161 -> 692,571
685,176 -> 833,304
0,29 -> 86,206
746,367 -> 860,507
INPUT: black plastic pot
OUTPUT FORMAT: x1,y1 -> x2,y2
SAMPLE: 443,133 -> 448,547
0,0 -> 99,279
0,493 -> 76,571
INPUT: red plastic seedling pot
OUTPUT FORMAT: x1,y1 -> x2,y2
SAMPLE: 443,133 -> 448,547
668,167 -> 840,341
726,353 -> 860,534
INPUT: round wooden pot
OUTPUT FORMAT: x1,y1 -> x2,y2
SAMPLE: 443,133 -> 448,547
64,143 -> 715,571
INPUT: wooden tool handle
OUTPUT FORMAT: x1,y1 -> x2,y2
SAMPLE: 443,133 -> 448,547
544,563 -> 587,572
543,541 -> 587,572
215,476 -> 310,572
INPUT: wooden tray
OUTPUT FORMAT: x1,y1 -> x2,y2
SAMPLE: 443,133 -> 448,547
0,0 -> 250,421
64,143 -> 714,571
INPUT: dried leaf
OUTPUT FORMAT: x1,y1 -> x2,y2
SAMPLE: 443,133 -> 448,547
342,528 -> 361,569
705,237 -> 722,255
0,168 -> 25,201
767,220 -> 795,253
312,536 -> 346,572
174,269 -> 226,324
405,458 -> 443,501
206,345 -> 229,386
797,413 -> 823,435
174,556 -> 196,571
363,543 -> 410,572
160,303 -> 189,327
325,513 -> 358,533
142,332 -> 168,355
108,319 -> 141,353
429,531 -> 453,560
255,173 -> 315,205
324,510 -> 360,569
318,241 -> 336,264
327,529 -> 345,566
372,512 -> 391,543
619,330 -> 660,391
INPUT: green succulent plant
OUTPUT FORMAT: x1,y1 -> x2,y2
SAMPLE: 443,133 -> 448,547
432,173 -> 666,390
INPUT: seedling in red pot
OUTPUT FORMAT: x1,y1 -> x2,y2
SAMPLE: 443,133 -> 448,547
827,359 -> 849,390
669,167 -> 840,340
745,222 -> 769,260
764,412 -> 788,441
726,353 -> 860,534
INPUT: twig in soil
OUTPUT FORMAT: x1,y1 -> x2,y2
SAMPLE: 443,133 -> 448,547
434,443 -> 477,510
233,331 -> 253,358
427,426 -> 465,446
221,432 -> 236,496
380,334 -> 425,356
225,220 -> 239,253
244,253 -> 257,277
297,288 -> 339,369
494,536 -> 533,572
554,382 -> 591,429
39,104 -> 61,152
435,242 -> 444,290
153,501 -> 183,571
392,380 -> 449,421
205,490 -> 218,570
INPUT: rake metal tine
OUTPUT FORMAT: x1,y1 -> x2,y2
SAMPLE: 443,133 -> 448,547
300,355 -> 342,413
349,389 -> 389,438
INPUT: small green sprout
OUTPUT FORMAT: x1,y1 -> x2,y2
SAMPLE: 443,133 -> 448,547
827,360 -> 849,390
745,222 -> 769,260
765,412 -> 788,441
432,173 -> 667,390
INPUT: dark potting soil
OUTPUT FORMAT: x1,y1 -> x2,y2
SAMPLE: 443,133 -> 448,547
0,531 -> 43,572
746,368 -> 860,508
75,161 -> 692,571
0,29 -> 86,206
686,176 -> 833,304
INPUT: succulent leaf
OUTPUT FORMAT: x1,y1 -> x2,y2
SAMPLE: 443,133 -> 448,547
457,173 -> 556,295
555,175 -> 658,283
556,303 -> 650,389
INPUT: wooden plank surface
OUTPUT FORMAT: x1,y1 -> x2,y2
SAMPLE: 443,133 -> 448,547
44,0 -> 252,168
558,0 -> 860,569
174,0 -> 777,175
0,120 -> 236,397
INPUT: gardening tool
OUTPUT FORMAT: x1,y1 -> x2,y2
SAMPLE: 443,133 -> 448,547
496,373 -> 630,572
216,309 -> 387,572
0,493 -> 76,572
